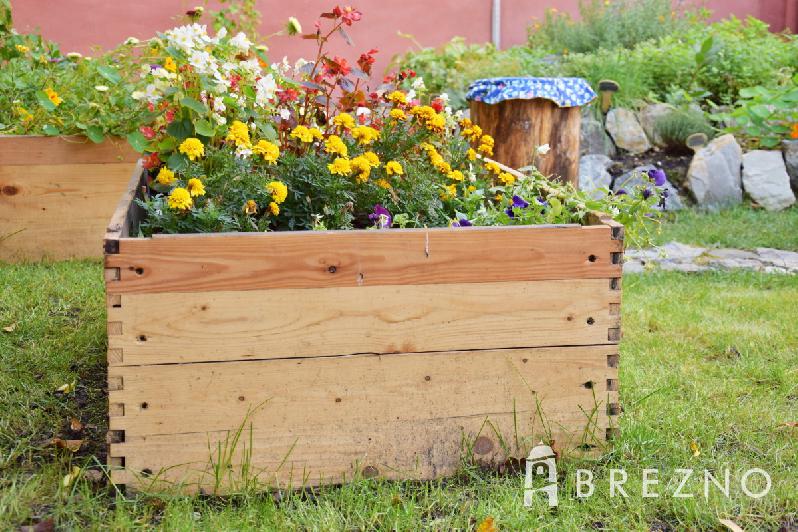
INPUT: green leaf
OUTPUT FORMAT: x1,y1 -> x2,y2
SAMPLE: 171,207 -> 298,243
257,122 -> 278,141
36,91 -> 56,111
97,65 -> 122,84
194,118 -> 215,137
86,125 -> 105,144
181,97 -> 208,115
126,131 -> 149,153
42,124 -> 60,135
158,136 -> 178,152
167,152 -> 189,172
166,118 -> 194,141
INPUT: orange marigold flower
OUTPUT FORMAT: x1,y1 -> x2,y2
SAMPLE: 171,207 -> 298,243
243,199 -> 258,215
791,123 -> 798,139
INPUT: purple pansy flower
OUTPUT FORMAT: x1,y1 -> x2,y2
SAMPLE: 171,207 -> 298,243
505,195 -> 530,218
642,187 -> 652,200
452,218 -> 472,227
368,204 -> 392,229
648,168 -> 667,187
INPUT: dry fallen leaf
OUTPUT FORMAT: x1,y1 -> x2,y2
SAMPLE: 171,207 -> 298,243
69,417 -> 83,432
2,323 -> 16,333
55,380 -> 76,394
690,441 -> 701,457
84,469 -> 103,483
52,438 -> 83,452
18,517 -> 55,532
719,518 -> 744,532
778,422 -> 798,429
477,516 -> 497,532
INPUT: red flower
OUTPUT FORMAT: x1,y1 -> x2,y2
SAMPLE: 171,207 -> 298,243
229,74 -> 242,92
430,98 -> 444,113
142,152 -> 161,170
164,108 -> 176,124
139,126 -> 156,140
332,5 -> 362,25
324,56 -> 351,77
277,88 -> 299,103
357,48 -> 378,75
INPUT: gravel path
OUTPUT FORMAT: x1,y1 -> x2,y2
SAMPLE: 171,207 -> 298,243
624,242 -> 798,274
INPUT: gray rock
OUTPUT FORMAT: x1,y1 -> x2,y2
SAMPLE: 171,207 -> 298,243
659,241 -> 706,261
702,249 -> 763,270
756,247 -> 798,270
782,139 -> 798,192
622,260 -> 645,274
658,261 -> 708,273
637,103 -> 674,147
687,134 -> 743,209
612,165 -> 684,211
580,114 -> 616,157
605,108 -> 651,154
741,150 -> 796,211
578,154 -> 613,199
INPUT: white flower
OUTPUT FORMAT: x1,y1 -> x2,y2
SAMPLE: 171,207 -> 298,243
235,144 -> 252,158
238,58 -> 262,75
151,67 -> 176,80
279,109 -> 291,121
229,32 -> 252,54
412,77 -> 426,90
406,89 -> 416,101
213,113 -> 227,125
438,92 -> 450,104
132,84 -> 161,104
356,106 -> 371,118
212,98 -> 226,113
124,37 -> 140,45
255,74 -> 277,107
94,85 -> 109,92
188,50 -> 216,75
212,27 -> 228,44
537,143 -> 551,155
165,23 -> 210,54
294,58 -> 309,72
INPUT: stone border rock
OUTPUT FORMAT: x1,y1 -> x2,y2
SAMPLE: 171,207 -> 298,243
624,241 -> 798,274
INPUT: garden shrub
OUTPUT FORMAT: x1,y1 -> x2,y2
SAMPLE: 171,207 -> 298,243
654,109 -> 716,153
527,0 -> 687,53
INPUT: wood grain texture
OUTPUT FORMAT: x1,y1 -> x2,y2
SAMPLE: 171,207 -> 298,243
105,224 -> 622,294
109,346 -> 619,491
0,135 -> 137,166
1,161 -> 138,261
107,278 -> 620,366
470,99 -> 581,186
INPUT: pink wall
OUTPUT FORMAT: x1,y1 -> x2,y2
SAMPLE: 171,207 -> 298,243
9,0 -> 796,78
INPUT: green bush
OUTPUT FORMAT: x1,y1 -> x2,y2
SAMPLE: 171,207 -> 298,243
527,0 -> 687,53
654,109 -> 716,153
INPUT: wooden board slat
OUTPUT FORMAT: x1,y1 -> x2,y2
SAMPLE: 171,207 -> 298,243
1,162 -> 139,261
105,224 -> 622,294
109,346 -> 619,491
0,135 -> 137,165
107,278 -> 620,366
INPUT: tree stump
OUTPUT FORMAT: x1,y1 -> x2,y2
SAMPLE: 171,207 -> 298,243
470,98 -> 581,187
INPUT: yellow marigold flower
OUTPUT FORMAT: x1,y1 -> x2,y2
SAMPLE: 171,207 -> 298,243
351,126 -> 380,145
363,151 -> 380,168
458,117 -> 472,129
479,134 -> 495,147
252,140 -> 280,164
484,161 -> 502,175
350,156 -> 371,183
167,187 -> 193,211
290,125 -> 317,143
432,156 -> 452,175
328,157 -> 352,176
268,201 -> 280,215
163,56 -> 177,72
15,44 -> 29,53
495,193 -> 504,202
309,127 -> 324,140
324,135 -> 348,157
420,142 -> 436,153
376,178 -> 392,190
461,124 -> 482,142
187,177 -> 206,197
266,181 -> 288,204
16,106 -> 33,122
387,90 -> 407,104
243,199 -> 258,215
478,143 -> 494,156
156,167 -> 175,185
498,172 -> 515,186
425,112 -> 446,133
467,185 -> 476,192
448,170 -> 464,182
385,161 -> 404,176
389,108 -> 407,121
44,88 -> 62,107
179,138 -> 205,161
226,120 -> 251,148
467,148 -> 477,161
440,183 -> 457,200
332,112 -> 356,130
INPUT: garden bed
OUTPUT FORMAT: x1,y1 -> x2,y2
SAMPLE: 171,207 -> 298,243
103,165 -> 624,493
0,135 -> 138,262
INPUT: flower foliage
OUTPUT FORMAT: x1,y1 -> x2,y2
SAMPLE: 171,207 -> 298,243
130,6 -> 661,245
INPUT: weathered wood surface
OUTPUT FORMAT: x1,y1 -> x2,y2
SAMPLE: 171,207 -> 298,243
105,225 -> 621,294
107,278 -> 620,366
470,98 -> 581,186
108,346 -> 619,490
0,136 -> 138,261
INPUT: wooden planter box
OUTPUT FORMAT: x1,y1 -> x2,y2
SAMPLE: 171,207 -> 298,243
105,165 -> 623,493
0,135 -> 138,262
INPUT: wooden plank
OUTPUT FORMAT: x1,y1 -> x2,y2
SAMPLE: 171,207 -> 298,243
103,163 -> 146,254
0,162 -> 138,261
0,135 -> 137,166
107,278 -> 620,366
105,224 -> 622,294
109,346 -> 618,491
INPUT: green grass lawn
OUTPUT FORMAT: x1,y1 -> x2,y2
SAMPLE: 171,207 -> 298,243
654,205 -> 798,251
1,259 -> 796,530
